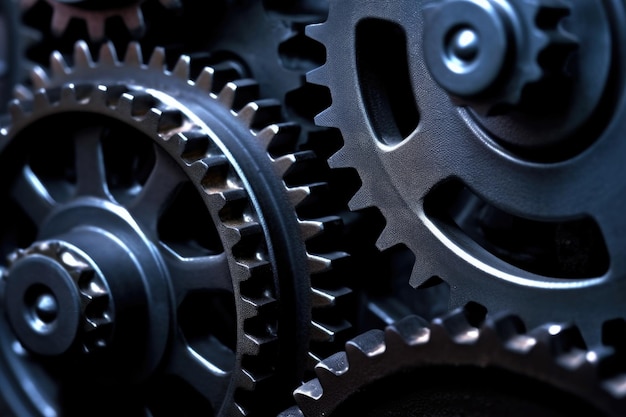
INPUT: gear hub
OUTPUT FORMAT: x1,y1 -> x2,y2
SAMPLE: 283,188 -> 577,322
423,0 -> 577,115
4,240 -> 113,357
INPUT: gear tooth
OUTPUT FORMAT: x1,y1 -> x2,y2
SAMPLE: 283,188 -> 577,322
59,84 -> 78,104
313,105 -> 337,129
530,322 -> 587,355
386,315 -> 431,347
255,124 -> 280,151
310,319 -> 351,343
240,295 -> 275,320
315,352 -> 349,390
304,22 -> 325,44
172,55 -> 191,80
50,8 -> 71,37
484,313 -> 528,342
216,82 -> 237,109
237,367 -> 273,392
29,66 -> 50,90
431,307 -> 481,345
176,130 -> 210,162
86,17 -> 106,42
272,154 -> 298,177
123,41 -> 144,67
50,50 -> 70,76
299,219 -> 325,241
257,122 -> 299,152
305,65 -> 328,87
241,330 -> 277,355
148,47 -> 167,70
311,286 -> 351,308
194,67 -> 215,93
307,251 -> 349,274
156,108 -> 184,134
9,100 -> 28,122
289,182 -> 328,208
217,79 -> 259,110
346,329 -> 386,362
13,84 -> 33,102
374,225 -> 399,251
33,89 -> 52,110
285,184 -> 315,207
277,406 -> 304,417
300,215 -> 343,241
294,378 -> 324,403
73,40 -> 94,69
237,99 -> 282,130
99,42 -> 119,66
121,6 -> 145,37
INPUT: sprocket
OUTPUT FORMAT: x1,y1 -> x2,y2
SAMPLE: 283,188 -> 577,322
280,304 -> 626,417
306,0 -> 626,346
0,40 -> 353,416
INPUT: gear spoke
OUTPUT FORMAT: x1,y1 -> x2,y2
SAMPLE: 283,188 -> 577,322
73,125 -> 109,199
127,146 -> 186,236
11,165 -> 55,226
161,248 -> 233,303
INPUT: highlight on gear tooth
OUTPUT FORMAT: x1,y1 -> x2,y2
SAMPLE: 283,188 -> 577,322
280,304 -> 626,417
0,39 -> 352,416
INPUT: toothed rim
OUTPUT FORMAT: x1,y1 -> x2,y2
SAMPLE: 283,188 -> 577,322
1,40 -> 358,415
23,0 -> 179,41
304,0 -> 625,347
282,306 -> 626,417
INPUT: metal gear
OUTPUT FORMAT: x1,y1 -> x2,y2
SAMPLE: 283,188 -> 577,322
20,0 -> 180,41
5,240 -> 114,356
306,0 -> 626,346
280,304 -> 626,417
0,40 -> 353,416
422,0 -> 577,116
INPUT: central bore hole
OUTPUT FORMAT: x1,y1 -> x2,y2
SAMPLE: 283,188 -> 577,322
447,26 -> 480,64
25,285 -> 59,331
424,180 -> 610,279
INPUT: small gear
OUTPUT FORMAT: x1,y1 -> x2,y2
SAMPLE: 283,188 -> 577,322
0,40 -> 354,416
422,0 -> 578,115
306,0 -> 626,347
280,304 -> 626,417
5,240 -> 113,355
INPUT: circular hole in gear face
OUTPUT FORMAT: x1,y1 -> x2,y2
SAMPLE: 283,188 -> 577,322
444,25 -> 480,73
24,285 -> 59,333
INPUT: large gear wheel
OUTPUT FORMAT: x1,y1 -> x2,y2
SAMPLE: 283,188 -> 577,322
306,0 -> 626,346
0,40 -> 352,416
280,304 -> 626,417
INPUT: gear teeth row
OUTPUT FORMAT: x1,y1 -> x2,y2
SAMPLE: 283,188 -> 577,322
22,0 -> 181,42
283,305 -> 626,417
5,38 -> 363,414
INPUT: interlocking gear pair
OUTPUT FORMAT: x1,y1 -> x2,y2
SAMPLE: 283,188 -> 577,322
0,0 -> 625,416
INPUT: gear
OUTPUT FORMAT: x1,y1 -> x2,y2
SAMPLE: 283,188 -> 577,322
20,0 -> 180,41
306,0 -> 626,347
422,0 -> 577,116
280,304 -> 626,417
5,240 -> 113,356
0,40 -> 353,416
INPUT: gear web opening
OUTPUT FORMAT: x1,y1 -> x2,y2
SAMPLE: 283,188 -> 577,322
424,179 -> 610,279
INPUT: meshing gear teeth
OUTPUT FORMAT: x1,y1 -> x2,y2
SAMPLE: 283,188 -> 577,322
305,0 -> 626,347
0,40 -> 355,416
280,304 -> 626,417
